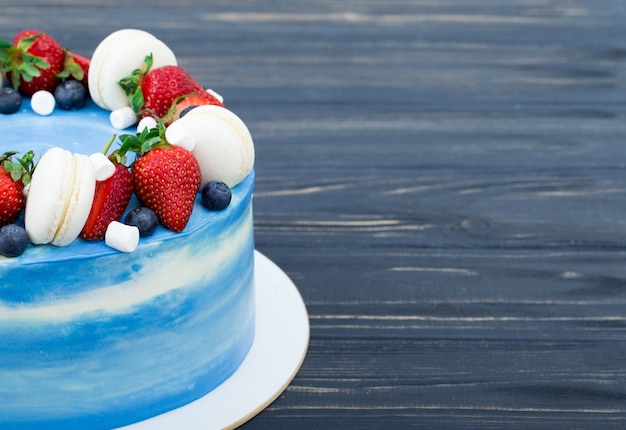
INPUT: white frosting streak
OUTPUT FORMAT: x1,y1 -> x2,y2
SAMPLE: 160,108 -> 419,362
0,212 -> 252,323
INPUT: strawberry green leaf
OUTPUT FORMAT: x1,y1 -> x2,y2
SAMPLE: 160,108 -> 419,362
56,53 -> 84,80
0,32 -> 50,89
119,113 -> 171,158
15,33 -> 41,51
29,56 -> 50,70
143,54 -> 153,72
0,151 -> 19,162
19,63 -> 42,81
1,150 -> 36,185
118,54 -> 155,114
9,70 -> 21,89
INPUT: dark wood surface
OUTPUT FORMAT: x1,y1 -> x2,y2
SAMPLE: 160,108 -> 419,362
4,1 -> 626,428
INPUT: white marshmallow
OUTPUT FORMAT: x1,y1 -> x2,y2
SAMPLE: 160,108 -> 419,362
165,121 -> 196,151
110,106 -> 137,129
89,152 -> 116,181
137,116 -> 157,133
105,221 -> 139,252
31,90 -> 55,116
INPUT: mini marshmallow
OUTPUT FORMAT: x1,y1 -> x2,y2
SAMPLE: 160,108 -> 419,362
89,152 -> 116,181
206,88 -> 224,104
110,106 -> 137,130
31,90 -> 55,116
165,121 -> 196,151
137,116 -> 157,133
105,221 -> 139,253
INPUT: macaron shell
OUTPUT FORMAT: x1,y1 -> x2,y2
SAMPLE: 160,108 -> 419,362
178,105 -> 255,187
51,153 -> 96,246
96,39 -> 177,111
24,147 -> 74,245
88,29 -> 153,109
89,29 -> 177,111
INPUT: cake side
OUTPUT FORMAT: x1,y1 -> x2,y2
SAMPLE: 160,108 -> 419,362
0,29 -> 258,429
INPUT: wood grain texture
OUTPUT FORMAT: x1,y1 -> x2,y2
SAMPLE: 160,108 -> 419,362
3,0 -> 626,428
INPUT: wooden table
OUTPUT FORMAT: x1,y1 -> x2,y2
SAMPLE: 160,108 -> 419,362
4,1 -> 626,428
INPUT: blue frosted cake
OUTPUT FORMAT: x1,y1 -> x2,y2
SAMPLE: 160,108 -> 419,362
0,101 -> 256,429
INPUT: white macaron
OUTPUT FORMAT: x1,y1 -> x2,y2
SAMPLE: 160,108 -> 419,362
171,105 -> 255,187
88,29 -> 177,112
25,147 -> 96,246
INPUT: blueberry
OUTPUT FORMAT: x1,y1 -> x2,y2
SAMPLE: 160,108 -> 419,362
54,80 -> 87,110
179,105 -> 198,118
201,181 -> 232,211
0,224 -> 29,257
0,87 -> 22,114
124,207 -> 158,237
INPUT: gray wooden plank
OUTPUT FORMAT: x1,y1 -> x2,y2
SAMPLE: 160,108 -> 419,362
3,0 -> 626,428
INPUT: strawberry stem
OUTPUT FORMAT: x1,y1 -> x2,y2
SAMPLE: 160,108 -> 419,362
108,134 -> 134,166
102,134 -> 116,155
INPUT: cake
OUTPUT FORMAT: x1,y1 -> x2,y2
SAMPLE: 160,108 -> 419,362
0,30 -> 257,429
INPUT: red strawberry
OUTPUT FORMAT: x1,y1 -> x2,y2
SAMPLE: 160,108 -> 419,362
0,30 -> 64,96
133,146 -> 201,232
57,49 -> 90,89
119,54 -> 223,125
0,150 -> 35,227
80,136 -> 133,240
121,121 -> 201,232
80,164 -> 133,240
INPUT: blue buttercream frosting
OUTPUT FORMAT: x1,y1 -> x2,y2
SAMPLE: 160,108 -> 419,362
0,101 -> 256,429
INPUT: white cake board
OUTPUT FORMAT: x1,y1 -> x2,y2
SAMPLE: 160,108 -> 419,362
118,250 -> 310,430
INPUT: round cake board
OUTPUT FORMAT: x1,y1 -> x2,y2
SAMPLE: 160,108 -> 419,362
117,250 -> 310,430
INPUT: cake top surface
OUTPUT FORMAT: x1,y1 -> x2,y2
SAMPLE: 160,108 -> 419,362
3,100 -> 125,154
0,28 -> 255,259
0,96 -> 254,263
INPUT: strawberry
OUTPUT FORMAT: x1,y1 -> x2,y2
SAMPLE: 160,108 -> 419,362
57,49 -> 90,89
121,120 -> 201,232
80,137 -> 133,240
0,30 -> 64,96
133,146 -> 201,232
0,150 -> 35,227
168,93 -> 221,123
80,163 -> 132,240
119,54 -> 223,125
